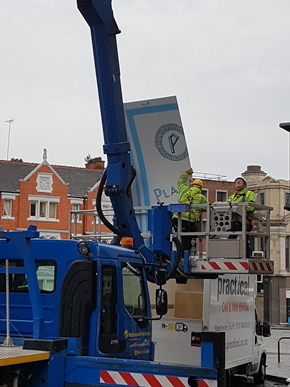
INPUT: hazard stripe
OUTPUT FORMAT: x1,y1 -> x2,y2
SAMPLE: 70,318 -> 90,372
249,261 -> 273,273
241,261 -> 249,269
224,261 -> 239,270
167,375 -> 187,387
119,372 -> 139,386
207,261 -> 220,270
100,370 -> 116,384
143,374 -> 163,387
100,370 -> 216,386
200,259 -> 273,274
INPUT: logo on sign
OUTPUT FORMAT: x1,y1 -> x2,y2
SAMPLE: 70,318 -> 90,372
155,123 -> 188,161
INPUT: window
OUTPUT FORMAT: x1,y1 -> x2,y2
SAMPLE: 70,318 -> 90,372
101,192 -> 114,223
0,260 -> 56,293
36,263 -> 55,292
286,236 -> 290,272
216,190 -> 227,202
72,203 -> 80,212
3,199 -> 12,217
28,196 -> 59,221
71,203 -> 81,222
259,192 -> 265,205
30,202 -> 36,217
201,189 -> 208,199
1,194 -> 16,220
31,201 -> 57,219
93,193 -> 113,224
102,203 -> 114,223
100,265 -> 117,336
40,202 -> 46,217
49,202 -> 56,218
286,193 -> 290,207
122,262 -> 146,317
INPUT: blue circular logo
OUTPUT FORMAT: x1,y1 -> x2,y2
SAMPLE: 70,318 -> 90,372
154,123 -> 188,161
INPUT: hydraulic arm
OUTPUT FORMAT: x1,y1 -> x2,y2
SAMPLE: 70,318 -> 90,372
77,0 -> 153,262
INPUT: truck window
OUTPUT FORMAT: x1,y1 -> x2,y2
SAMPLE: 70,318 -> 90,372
100,265 -> 117,335
122,262 -> 146,317
0,260 -> 56,293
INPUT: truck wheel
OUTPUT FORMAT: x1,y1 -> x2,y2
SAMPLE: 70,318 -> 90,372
253,355 -> 266,385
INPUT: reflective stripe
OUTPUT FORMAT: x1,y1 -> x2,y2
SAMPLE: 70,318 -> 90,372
100,370 -> 216,387
199,260 -> 273,274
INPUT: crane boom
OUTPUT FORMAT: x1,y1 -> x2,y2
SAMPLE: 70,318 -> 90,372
77,0 -> 153,261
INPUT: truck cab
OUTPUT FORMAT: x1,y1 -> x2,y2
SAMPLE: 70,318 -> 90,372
0,226 -> 165,361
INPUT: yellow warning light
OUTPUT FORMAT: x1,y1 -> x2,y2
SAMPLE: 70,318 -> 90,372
121,237 -> 134,248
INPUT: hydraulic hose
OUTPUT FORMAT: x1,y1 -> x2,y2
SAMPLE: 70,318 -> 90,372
166,236 -> 182,280
96,170 -> 124,238
145,236 -> 183,283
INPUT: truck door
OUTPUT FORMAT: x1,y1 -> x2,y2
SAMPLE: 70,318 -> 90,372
121,261 -> 152,360
98,261 -> 152,360
99,264 -> 118,354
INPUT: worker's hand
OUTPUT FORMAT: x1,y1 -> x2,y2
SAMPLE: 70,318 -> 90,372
186,167 -> 193,175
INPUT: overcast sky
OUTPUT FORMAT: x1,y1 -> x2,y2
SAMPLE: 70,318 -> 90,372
1,1 -> 290,181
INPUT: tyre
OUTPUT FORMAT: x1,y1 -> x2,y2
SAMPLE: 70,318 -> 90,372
253,355 -> 266,385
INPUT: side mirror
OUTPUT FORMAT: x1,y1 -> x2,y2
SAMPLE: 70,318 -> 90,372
156,288 -> 168,316
262,321 -> 271,337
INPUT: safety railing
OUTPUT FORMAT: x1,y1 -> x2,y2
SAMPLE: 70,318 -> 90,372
278,336 -> 290,363
69,209 -> 114,241
173,202 -> 272,260
69,202 -> 272,261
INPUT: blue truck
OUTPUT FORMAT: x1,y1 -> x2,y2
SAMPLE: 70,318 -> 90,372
0,1 -> 273,386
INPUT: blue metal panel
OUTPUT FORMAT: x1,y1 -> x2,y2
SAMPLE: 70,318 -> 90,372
148,206 -> 172,256
64,355 -> 218,385
201,342 -> 214,368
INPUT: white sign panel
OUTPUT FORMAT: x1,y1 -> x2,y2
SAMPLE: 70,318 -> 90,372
206,274 -> 255,368
124,96 -> 191,210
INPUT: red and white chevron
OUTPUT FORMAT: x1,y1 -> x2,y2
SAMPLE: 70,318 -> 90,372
100,370 -> 217,387
198,259 -> 273,274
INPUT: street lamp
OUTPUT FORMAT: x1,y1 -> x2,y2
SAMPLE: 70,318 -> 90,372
5,118 -> 14,160
280,122 -> 290,210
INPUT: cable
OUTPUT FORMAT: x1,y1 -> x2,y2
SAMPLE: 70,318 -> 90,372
96,170 -> 123,238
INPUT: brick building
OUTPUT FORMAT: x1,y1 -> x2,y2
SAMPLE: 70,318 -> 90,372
0,151 -> 107,239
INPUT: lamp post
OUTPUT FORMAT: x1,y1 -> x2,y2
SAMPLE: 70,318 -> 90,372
280,122 -> 290,210
5,118 -> 14,160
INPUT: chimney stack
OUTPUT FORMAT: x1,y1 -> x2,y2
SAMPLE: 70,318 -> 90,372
85,157 -> 105,171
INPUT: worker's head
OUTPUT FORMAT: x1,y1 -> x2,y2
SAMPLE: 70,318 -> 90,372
234,177 -> 247,191
191,179 -> 203,189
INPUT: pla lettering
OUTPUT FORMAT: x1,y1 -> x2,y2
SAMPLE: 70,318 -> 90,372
153,186 -> 178,203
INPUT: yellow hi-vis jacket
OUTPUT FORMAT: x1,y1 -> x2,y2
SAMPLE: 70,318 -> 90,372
173,172 -> 208,223
227,188 -> 256,220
